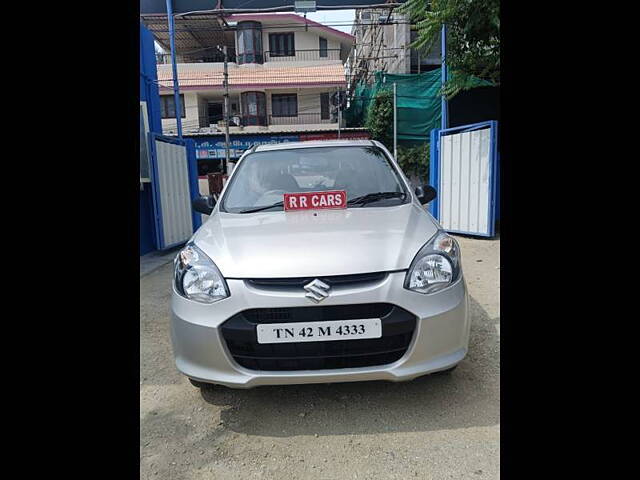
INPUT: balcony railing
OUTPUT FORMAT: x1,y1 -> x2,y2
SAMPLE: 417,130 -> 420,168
156,48 -> 237,65
155,48 -> 340,65
264,49 -> 342,62
233,113 -> 337,127
241,114 -> 267,127
267,113 -> 337,125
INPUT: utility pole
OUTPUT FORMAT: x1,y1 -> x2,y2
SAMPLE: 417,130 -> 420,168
393,82 -> 397,160
336,88 -> 341,139
441,24 -> 448,130
166,0 -> 183,138
222,45 -> 231,174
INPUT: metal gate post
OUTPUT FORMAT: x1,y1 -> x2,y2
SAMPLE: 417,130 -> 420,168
441,24 -> 448,131
166,0 -> 183,138
488,120 -> 499,232
185,138 -> 202,230
429,128 -> 440,218
148,132 -> 166,249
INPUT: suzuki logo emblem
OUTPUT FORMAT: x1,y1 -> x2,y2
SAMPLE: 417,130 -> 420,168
303,279 -> 331,303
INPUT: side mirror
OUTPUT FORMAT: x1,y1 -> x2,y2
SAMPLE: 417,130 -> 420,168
192,195 -> 216,215
415,185 -> 437,205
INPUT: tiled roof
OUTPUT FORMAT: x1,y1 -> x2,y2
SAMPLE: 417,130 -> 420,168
157,63 -> 346,90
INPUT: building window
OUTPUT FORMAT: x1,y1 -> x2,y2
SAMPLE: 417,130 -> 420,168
160,94 -> 185,118
268,33 -> 295,56
237,21 -> 263,64
319,37 -> 328,58
207,102 -> 224,125
320,93 -> 330,120
241,92 -> 267,126
272,94 -> 298,117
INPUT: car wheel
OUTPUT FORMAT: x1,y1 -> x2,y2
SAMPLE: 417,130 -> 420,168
188,378 -> 210,389
433,365 -> 458,375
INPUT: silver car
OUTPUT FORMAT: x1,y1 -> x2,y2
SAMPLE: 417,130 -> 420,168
171,140 -> 469,389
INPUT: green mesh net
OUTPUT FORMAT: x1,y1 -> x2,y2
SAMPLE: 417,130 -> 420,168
344,68 -> 491,143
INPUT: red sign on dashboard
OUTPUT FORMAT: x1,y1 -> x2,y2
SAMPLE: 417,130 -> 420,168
283,190 -> 347,211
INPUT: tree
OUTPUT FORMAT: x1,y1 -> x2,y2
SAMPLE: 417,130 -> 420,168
365,89 -> 394,151
365,89 -> 429,182
397,143 -> 430,182
399,0 -> 500,98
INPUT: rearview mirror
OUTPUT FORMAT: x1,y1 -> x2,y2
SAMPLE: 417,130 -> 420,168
192,195 -> 216,215
415,185 -> 437,205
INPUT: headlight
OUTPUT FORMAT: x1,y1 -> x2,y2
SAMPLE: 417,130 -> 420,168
174,243 -> 229,304
404,231 -> 461,294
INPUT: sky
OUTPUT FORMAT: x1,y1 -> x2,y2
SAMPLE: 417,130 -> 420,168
305,9 -> 356,34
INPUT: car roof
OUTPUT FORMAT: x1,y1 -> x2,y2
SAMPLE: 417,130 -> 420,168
252,139 -> 376,152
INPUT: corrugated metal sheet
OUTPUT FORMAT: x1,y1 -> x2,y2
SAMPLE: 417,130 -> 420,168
155,140 -> 194,247
439,128 -> 491,235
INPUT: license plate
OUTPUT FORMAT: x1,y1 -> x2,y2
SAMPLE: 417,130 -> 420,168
256,318 -> 382,344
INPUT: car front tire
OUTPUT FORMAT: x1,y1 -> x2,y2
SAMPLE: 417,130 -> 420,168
432,365 -> 458,375
188,378 -> 210,389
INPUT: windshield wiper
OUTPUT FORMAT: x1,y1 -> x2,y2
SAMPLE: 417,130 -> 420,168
238,192 -> 405,213
238,201 -> 284,214
347,191 -> 406,206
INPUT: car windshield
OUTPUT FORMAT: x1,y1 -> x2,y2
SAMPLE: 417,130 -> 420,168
221,145 -> 408,213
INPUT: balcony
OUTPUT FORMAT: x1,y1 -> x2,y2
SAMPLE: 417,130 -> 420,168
155,48 -> 340,65
241,114 -> 267,127
264,49 -> 342,62
206,113 -> 338,129
267,113 -> 336,126
156,48 -> 237,65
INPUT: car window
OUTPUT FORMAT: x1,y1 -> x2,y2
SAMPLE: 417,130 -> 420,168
221,145 -> 408,213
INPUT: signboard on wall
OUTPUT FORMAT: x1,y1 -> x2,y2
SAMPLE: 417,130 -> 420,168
195,135 -> 300,159
193,132 -> 370,159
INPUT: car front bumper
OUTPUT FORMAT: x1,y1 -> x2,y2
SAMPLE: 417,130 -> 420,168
170,272 -> 470,388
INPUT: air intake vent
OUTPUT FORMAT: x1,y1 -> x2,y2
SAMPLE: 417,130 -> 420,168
220,304 -> 416,371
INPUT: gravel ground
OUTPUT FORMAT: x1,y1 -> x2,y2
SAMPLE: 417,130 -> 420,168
140,235 -> 500,479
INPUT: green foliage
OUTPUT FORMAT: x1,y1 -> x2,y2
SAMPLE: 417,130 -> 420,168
397,143 -> 430,180
363,90 -> 429,180
364,89 -> 394,151
399,0 -> 500,98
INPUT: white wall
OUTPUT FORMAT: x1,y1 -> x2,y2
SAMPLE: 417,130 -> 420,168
163,88 -> 338,129
261,27 -> 342,62
265,87 -> 337,124
161,92 -> 200,133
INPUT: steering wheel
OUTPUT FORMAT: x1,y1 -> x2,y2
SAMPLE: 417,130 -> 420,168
255,189 -> 288,205
261,189 -> 288,198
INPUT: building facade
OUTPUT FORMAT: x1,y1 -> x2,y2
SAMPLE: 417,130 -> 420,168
141,13 -> 354,137
346,8 -> 441,92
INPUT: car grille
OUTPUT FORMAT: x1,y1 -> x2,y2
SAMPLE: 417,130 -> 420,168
246,272 -> 387,289
220,303 -> 416,371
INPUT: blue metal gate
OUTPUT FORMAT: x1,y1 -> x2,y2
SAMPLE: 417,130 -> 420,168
429,121 -> 499,237
148,133 -> 201,250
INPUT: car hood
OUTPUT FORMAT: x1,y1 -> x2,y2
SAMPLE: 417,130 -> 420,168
193,203 -> 439,278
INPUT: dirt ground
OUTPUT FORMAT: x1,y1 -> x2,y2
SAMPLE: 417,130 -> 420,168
140,235 -> 500,479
